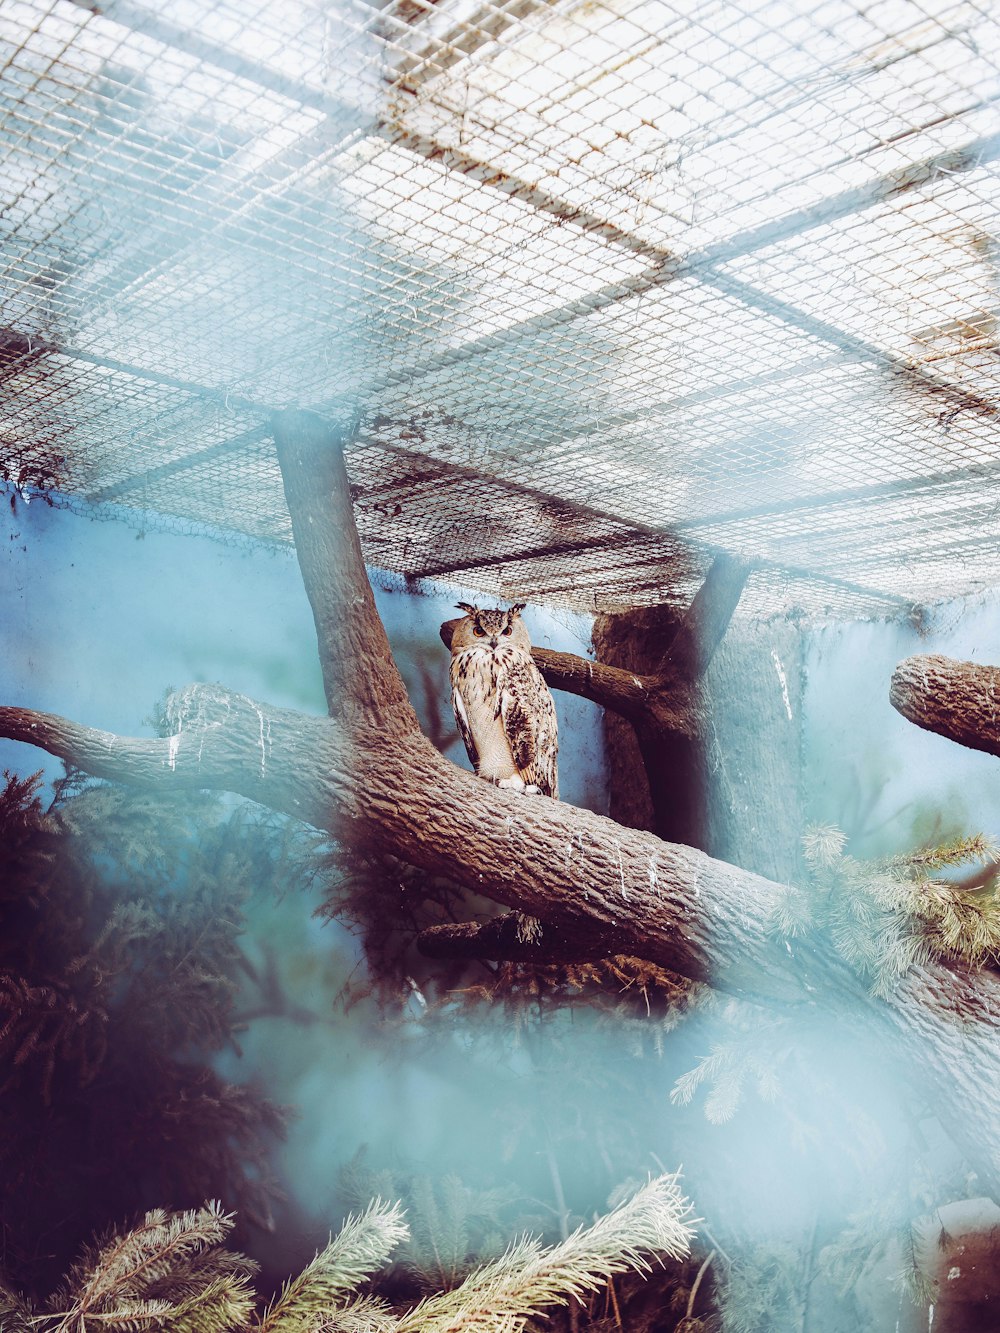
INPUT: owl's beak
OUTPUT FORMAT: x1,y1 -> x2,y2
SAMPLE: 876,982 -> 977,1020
489,637 -> 498,648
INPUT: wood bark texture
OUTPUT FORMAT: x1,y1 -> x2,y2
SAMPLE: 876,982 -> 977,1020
890,654 -> 1000,758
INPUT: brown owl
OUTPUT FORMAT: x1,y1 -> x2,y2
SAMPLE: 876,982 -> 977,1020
448,602 -> 559,798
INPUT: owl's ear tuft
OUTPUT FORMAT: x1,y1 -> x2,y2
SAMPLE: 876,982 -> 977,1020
509,602 -> 527,615
456,602 -> 478,616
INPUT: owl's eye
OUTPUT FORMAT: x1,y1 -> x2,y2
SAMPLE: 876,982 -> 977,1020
502,626 -> 513,636
473,625 -> 486,637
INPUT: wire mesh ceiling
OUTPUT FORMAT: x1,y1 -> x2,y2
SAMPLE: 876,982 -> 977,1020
2,0 -> 999,619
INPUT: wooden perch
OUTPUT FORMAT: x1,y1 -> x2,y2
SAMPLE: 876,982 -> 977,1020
4,410 -> 1000,1195
890,654 -> 1000,758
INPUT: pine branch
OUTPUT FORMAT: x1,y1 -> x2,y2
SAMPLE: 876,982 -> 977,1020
49,1202 -> 255,1333
793,823 -> 1000,995
393,1174 -> 695,1333
0,1283 -> 37,1333
259,1200 -> 409,1333
670,1039 -> 782,1125
312,1295 -> 399,1332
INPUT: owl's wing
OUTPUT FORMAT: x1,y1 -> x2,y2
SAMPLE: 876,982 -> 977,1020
500,658 -> 559,798
450,678 -> 480,772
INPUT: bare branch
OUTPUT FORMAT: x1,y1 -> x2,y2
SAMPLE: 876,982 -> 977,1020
439,619 -> 660,720
657,553 -> 753,681
273,409 -> 417,736
890,654 -> 1000,758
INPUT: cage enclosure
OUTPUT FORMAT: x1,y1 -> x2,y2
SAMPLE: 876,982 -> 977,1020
2,2 -> 1000,1331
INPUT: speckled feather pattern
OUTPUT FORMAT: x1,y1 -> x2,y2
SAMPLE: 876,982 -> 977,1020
449,606 -> 559,798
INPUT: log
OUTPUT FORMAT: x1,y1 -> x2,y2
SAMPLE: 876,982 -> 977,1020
890,654 -> 1000,758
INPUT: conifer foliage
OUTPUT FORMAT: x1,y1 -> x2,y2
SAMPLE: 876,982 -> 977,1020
4,1180 -> 693,1333
46,1202 -> 258,1333
0,769 -> 287,1297
778,823 -> 1000,996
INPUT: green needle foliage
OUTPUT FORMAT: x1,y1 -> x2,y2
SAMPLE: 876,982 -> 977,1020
45,1202 -> 257,1333
788,823 -> 1000,996
260,1201 -> 409,1332
710,1243 -> 803,1333
3,1179 -> 694,1333
669,1025 -> 782,1125
310,1294 -> 399,1331
675,824 -> 1000,1129
0,1284 -> 37,1333
394,1174 -> 696,1333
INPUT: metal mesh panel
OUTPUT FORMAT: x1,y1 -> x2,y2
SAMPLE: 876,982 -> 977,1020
2,0 -> 999,619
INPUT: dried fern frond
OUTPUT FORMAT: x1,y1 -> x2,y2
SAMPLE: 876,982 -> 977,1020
393,1173 -> 695,1333
259,1200 -> 408,1332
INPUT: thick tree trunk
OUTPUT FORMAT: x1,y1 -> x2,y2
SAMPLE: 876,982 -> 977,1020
3,411 -> 1000,1198
272,410 -> 417,736
591,605 -> 701,840
590,602 -> 803,881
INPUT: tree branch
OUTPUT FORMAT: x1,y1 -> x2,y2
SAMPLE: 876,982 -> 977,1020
0,692 -> 827,1006
272,409 -> 418,736
8,686 -> 1000,1191
890,654 -> 1000,758
438,622 -> 664,722
0,689 -> 341,832
656,553 -> 753,681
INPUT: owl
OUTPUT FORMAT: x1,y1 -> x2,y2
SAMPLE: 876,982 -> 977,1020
449,601 -> 559,799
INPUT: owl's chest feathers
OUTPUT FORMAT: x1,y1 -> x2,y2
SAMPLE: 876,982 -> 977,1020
451,646 -> 519,776
453,645 -> 515,711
